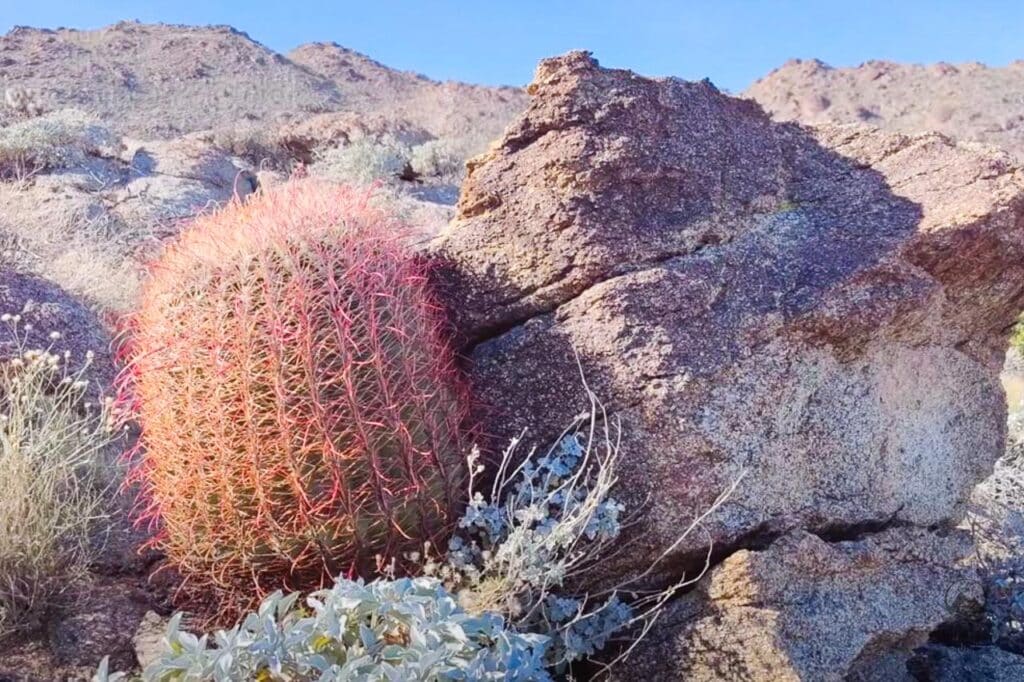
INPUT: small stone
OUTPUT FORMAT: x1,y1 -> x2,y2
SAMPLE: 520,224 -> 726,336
132,611 -> 168,670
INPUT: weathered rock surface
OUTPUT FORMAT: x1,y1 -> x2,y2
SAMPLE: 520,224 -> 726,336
609,527 -> 981,681
433,50 -> 1024,567
431,51 -> 1024,677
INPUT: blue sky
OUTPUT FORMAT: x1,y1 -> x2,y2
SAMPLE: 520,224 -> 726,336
2,1 -> 1022,92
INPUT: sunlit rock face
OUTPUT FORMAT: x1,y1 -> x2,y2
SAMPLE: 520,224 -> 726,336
431,51 -> 1024,677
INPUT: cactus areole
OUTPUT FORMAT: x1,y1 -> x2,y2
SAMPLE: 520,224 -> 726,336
123,180 -> 470,620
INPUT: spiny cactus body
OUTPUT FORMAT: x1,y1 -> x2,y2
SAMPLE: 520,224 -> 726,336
124,180 -> 469,620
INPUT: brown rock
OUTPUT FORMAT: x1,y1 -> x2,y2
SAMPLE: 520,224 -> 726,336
610,528 -> 982,681
431,51 -> 1024,582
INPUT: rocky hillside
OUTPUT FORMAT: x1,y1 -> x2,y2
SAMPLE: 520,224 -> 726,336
745,58 -> 1024,160
0,21 -> 526,140
0,22 -> 530,321
289,42 -> 526,143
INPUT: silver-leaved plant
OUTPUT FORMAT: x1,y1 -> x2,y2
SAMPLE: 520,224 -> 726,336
429,375 -> 738,676
96,577 -> 549,682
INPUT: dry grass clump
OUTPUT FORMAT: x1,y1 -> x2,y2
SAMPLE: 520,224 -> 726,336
0,182 -> 145,314
410,139 -> 465,181
409,133 -> 494,183
40,243 -> 142,315
0,321 -> 113,637
0,109 -> 119,180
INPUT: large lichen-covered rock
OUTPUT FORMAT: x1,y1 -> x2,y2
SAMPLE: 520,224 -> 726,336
608,527 -> 981,681
431,51 -> 1024,576
431,50 -> 1024,678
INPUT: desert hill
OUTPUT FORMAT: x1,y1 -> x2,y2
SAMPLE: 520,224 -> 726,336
0,21 -> 526,140
289,42 -> 525,142
745,57 -> 1024,160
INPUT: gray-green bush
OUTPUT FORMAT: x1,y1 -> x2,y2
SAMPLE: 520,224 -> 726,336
96,578 -> 549,682
410,139 -> 465,181
310,135 -> 411,185
0,109 -> 119,180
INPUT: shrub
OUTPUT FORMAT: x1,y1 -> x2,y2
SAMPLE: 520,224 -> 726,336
96,577 -> 549,682
410,139 -> 466,182
1012,315 -> 1024,354
122,180 -> 470,622
433,380 -> 737,674
310,135 -> 412,186
0,319 -> 111,637
0,109 -> 119,180
410,131 -> 499,184
3,86 -> 45,119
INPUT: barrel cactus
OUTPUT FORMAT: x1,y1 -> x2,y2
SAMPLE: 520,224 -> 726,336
122,180 -> 470,621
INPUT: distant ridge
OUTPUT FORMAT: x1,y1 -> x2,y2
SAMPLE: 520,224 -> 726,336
0,21 -> 527,140
745,58 -> 1024,160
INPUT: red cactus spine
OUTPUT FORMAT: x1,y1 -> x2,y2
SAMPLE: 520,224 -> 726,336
122,180 -> 469,621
